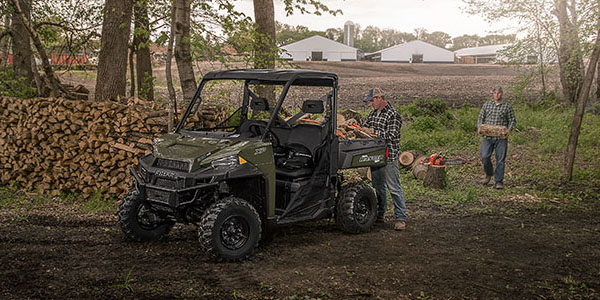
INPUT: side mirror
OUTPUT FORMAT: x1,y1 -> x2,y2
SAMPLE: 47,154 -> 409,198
302,100 -> 324,114
250,97 -> 269,111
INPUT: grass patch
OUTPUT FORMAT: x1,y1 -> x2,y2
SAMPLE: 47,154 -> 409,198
80,190 -> 116,214
396,98 -> 600,214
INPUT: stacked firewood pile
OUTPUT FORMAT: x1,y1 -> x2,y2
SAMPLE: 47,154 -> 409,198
0,97 -> 167,198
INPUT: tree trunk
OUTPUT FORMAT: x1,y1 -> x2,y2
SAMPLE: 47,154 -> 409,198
563,27 -> 600,181
10,0 -> 62,97
166,2 -> 178,132
129,43 -> 135,98
174,0 -> 196,103
10,0 -> 33,84
134,0 -> 154,101
1,3 -> 12,67
253,0 -> 276,105
253,0 -> 276,69
554,0 -> 584,104
95,0 -> 133,101
596,58 -> 600,101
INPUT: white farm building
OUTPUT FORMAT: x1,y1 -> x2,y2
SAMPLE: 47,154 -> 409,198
364,40 -> 455,63
454,44 -> 510,64
280,35 -> 358,62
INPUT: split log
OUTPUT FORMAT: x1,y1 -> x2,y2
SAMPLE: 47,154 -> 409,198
478,124 -> 509,138
423,165 -> 446,189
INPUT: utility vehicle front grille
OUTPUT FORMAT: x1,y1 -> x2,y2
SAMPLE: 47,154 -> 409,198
147,188 -> 171,204
155,177 -> 177,189
156,158 -> 189,171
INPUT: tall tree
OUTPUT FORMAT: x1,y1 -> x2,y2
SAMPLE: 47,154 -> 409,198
10,0 -> 33,84
563,4 -> 600,180
553,0 -> 584,104
174,0 -> 196,102
452,34 -> 481,50
166,1 -> 177,131
253,0 -> 276,69
134,0 -> 154,101
10,0 -> 62,97
95,0 -> 133,101
424,31 -> 452,48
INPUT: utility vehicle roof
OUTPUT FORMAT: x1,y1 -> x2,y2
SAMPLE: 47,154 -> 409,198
202,69 -> 337,87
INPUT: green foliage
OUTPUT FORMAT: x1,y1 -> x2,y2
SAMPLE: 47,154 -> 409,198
402,98 -> 449,119
0,67 -> 37,98
276,22 -> 326,46
410,116 -> 439,131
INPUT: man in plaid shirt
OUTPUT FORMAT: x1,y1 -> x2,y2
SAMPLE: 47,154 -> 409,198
362,88 -> 407,231
477,86 -> 516,189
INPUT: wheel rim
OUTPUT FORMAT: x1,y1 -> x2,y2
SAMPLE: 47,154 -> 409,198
220,215 -> 250,250
136,204 -> 161,230
354,195 -> 372,224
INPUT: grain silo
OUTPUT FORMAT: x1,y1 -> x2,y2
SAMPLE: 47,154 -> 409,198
344,21 -> 354,47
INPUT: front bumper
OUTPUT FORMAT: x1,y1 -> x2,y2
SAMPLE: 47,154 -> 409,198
130,167 -> 218,207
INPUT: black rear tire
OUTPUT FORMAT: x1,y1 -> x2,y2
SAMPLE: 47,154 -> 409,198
198,197 -> 262,262
118,190 -> 174,242
335,182 -> 377,233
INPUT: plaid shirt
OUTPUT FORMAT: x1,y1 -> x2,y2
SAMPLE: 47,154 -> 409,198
365,104 -> 402,160
477,100 -> 516,132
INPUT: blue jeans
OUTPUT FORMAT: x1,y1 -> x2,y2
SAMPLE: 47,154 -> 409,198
480,137 -> 508,185
370,160 -> 407,221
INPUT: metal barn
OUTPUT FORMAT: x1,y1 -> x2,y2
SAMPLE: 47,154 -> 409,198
454,44 -> 510,64
364,40 -> 455,63
280,35 -> 358,62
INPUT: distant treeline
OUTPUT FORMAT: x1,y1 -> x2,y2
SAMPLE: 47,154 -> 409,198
275,22 -> 516,52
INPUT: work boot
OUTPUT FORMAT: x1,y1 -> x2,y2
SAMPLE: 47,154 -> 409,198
480,175 -> 492,185
394,221 -> 406,231
495,183 -> 504,189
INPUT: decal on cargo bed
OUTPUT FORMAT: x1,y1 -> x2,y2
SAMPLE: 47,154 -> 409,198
359,154 -> 384,163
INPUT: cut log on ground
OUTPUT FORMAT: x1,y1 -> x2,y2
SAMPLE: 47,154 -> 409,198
423,165 -> 446,189
411,155 -> 428,179
399,150 -> 423,167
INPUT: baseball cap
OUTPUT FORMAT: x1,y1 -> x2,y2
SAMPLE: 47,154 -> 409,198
493,86 -> 503,92
363,88 -> 383,102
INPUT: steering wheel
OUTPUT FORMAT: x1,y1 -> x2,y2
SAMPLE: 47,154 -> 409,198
248,123 -> 280,148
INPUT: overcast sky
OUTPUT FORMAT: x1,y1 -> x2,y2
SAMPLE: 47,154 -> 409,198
234,0 -> 515,38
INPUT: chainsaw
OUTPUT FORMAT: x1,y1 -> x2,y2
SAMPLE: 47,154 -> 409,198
422,153 -> 466,166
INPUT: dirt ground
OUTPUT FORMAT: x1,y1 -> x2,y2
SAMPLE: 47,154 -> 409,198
58,61 -> 543,110
1,197 -> 599,299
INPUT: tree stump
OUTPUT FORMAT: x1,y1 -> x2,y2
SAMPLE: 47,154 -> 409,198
423,165 -> 446,189
411,155 -> 428,179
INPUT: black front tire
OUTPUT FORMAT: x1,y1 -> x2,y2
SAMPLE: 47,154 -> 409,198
198,197 -> 262,262
335,182 -> 377,233
118,190 -> 174,242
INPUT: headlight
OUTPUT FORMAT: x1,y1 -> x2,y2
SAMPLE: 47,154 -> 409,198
211,155 -> 246,169
140,165 -> 148,180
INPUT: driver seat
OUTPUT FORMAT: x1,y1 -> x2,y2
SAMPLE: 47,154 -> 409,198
275,123 -> 326,178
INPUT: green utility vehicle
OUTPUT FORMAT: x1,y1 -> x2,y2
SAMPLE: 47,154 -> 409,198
118,69 -> 388,261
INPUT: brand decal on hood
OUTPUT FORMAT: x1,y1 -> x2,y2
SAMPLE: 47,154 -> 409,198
254,147 -> 266,155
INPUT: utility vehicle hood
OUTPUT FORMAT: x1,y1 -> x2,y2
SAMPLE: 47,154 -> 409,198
153,133 -> 249,170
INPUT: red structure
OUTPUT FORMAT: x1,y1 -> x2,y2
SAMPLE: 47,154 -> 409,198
0,53 -> 14,64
